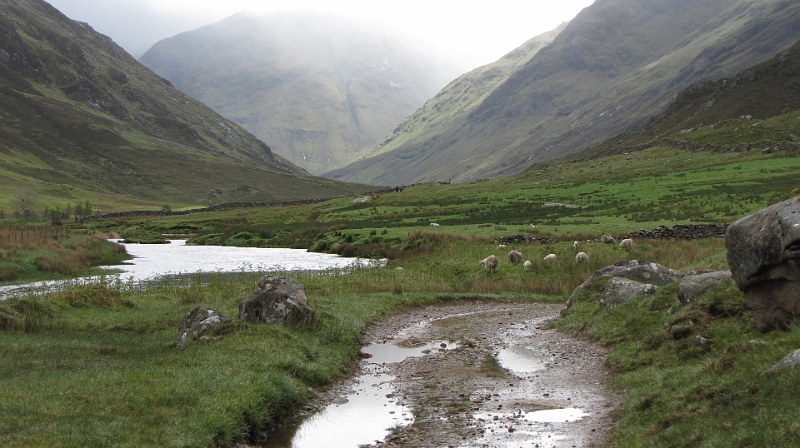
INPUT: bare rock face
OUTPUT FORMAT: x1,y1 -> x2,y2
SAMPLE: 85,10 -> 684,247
678,270 -> 732,304
239,276 -> 314,325
176,307 -> 231,348
564,260 -> 684,311
600,277 -> 657,307
769,349 -> 800,371
726,197 -> 800,332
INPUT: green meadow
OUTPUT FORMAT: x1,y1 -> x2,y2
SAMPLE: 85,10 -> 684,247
1,138 -> 799,447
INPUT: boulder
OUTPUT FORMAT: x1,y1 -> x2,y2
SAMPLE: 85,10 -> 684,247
678,270 -> 732,304
600,277 -> 657,307
726,197 -> 800,331
564,260 -> 683,310
176,307 -> 231,348
768,349 -> 800,372
600,235 -> 616,244
239,276 -> 314,325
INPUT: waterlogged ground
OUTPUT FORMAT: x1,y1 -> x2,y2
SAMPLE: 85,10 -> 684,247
266,302 -> 617,448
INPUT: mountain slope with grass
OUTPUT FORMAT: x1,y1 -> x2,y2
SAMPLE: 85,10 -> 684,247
327,0 -> 800,186
139,10 -> 466,175
0,0 -> 372,214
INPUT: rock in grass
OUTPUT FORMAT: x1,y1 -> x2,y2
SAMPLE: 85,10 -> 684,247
769,349 -> 800,371
678,270 -> 732,304
726,197 -> 800,332
600,277 -> 657,307
177,306 -> 231,348
239,276 -> 315,325
564,260 -> 683,311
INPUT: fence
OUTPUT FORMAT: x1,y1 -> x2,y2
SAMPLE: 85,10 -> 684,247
0,226 -> 70,247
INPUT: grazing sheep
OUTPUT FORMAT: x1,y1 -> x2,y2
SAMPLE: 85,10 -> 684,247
575,251 -> 589,263
620,238 -> 634,248
523,260 -> 532,271
573,240 -> 580,250
479,255 -> 499,273
543,253 -> 557,262
601,235 -> 616,244
497,244 -> 507,249
530,224 -> 537,228
507,250 -> 524,263
430,223 -> 440,227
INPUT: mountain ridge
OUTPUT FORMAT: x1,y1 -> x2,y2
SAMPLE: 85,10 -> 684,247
326,0 -> 800,186
139,10 -> 466,175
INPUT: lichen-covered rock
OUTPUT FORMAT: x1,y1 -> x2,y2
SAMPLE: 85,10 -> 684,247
600,277 -> 657,307
176,307 -> 231,348
768,349 -> 800,372
564,260 -> 683,311
678,270 -> 732,304
239,276 -> 314,325
726,197 -> 800,331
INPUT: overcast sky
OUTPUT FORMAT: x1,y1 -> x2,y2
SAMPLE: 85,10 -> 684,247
46,0 -> 594,70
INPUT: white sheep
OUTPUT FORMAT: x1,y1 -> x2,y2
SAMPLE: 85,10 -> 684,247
507,250 -> 524,263
430,223 -> 440,227
573,240 -> 580,250
543,253 -> 557,262
575,251 -> 589,263
601,235 -> 616,244
620,238 -> 634,249
479,255 -> 499,273
523,260 -> 532,271
497,244 -> 507,249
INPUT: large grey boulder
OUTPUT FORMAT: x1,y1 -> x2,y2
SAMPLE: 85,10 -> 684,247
768,349 -> 800,372
239,276 -> 315,325
600,277 -> 657,307
726,197 -> 800,331
678,270 -> 732,304
564,260 -> 684,310
177,307 -> 231,348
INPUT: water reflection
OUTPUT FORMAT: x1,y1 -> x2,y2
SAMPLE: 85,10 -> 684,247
0,240 -> 378,299
496,346 -> 548,373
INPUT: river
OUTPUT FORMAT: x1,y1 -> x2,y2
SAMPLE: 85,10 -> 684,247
0,240 -> 378,299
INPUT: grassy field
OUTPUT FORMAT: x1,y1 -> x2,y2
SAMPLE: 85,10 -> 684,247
1,138 -> 799,446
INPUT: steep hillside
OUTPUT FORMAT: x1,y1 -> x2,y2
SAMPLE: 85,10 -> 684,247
327,0 -> 800,186
0,0 -> 371,213
569,37 -> 800,159
140,11 -> 466,175
322,24 -> 567,185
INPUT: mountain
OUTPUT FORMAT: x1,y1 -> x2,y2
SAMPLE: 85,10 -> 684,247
326,0 -> 800,186
139,11 -> 466,175
0,0 -> 372,212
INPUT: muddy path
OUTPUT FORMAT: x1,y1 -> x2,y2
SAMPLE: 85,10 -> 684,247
289,300 -> 618,448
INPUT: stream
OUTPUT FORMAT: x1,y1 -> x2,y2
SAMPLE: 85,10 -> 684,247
0,240 -> 378,299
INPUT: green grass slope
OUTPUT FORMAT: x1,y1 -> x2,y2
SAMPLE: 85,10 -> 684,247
0,0 -> 373,215
328,0 -> 800,186
139,10 -> 466,175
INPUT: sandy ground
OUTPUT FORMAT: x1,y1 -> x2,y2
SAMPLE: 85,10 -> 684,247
287,300 -> 619,448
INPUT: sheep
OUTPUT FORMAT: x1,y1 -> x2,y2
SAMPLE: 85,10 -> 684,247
479,255 -> 499,273
497,244 -> 507,250
543,253 -> 557,262
523,260 -> 532,271
573,240 -> 580,250
601,235 -> 616,244
620,238 -> 634,249
507,250 -> 524,263
575,251 -> 589,263
430,223 -> 440,227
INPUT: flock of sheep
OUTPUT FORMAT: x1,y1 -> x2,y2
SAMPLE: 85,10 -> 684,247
479,236 -> 634,273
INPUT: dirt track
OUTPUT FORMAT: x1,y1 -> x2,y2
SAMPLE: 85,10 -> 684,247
338,301 -> 618,448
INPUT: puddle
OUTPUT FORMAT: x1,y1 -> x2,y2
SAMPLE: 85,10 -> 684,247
264,339 -> 454,447
472,408 -> 587,448
496,346 -> 548,373
361,340 -> 458,364
263,370 -> 411,448
525,407 -> 588,423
